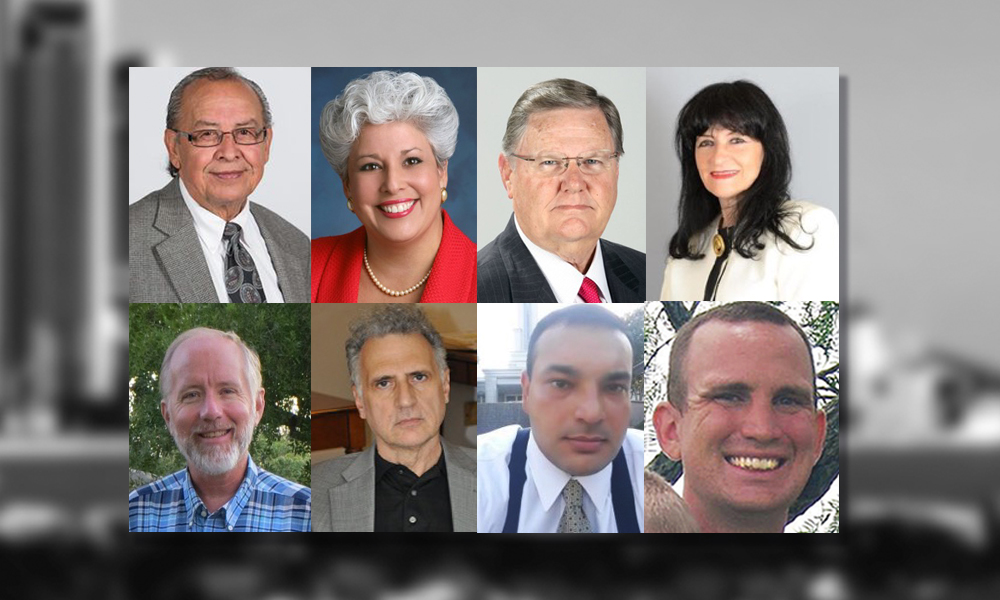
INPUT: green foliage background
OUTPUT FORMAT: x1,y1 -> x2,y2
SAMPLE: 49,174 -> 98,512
129,304 -> 311,488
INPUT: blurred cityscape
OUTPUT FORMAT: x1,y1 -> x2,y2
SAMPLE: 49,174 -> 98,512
2,0 -> 1000,597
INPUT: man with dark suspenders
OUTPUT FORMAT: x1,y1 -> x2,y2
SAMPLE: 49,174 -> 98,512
478,305 -> 644,533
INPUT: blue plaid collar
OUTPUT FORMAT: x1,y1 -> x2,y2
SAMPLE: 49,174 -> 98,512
181,455 -> 260,531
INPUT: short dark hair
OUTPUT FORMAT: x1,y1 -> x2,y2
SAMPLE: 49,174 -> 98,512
526,305 -> 631,378
667,302 -> 815,410
669,80 -> 811,260
165,67 -> 272,178
502,78 -> 624,158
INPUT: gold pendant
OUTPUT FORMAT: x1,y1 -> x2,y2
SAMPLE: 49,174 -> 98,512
712,233 -> 725,257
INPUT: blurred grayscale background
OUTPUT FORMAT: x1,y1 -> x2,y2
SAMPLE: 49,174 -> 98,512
3,0 -> 1000,597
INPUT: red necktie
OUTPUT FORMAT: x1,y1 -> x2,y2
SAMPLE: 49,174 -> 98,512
578,277 -> 601,303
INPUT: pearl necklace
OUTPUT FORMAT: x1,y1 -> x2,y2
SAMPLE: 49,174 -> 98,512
363,248 -> 432,297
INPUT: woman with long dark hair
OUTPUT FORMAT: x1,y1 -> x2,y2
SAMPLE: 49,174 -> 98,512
660,81 -> 838,301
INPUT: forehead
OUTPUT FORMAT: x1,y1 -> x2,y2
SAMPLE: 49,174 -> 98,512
684,320 -> 812,385
352,121 -> 432,155
178,79 -> 264,125
359,333 -> 438,374
533,324 -> 632,371
520,107 -> 612,151
169,334 -> 245,382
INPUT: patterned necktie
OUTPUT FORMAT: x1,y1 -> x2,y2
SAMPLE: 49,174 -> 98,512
578,277 -> 601,303
557,479 -> 592,533
223,222 -> 266,304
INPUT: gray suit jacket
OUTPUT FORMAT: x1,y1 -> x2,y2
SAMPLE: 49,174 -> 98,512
477,214 -> 646,302
311,438 -> 477,532
129,179 -> 310,303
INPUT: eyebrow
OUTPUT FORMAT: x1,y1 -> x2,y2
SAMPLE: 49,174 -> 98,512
701,382 -> 752,397
191,118 -> 260,128
774,385 -> 814,404
540,365 -> 580,378
602,371 -> 632,383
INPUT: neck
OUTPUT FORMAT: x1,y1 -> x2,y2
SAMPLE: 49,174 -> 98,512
376,436 -> 443,478
549,239 -> 599,274
718,197 -> 739,229
685,494 -> 787,533
364,215 -> 443,287
188,454 -> 249,514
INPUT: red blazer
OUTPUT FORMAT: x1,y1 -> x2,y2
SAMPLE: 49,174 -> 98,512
311,210 -> 477,303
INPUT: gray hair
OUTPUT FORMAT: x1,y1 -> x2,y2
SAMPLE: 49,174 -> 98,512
318,70 -> 459,181
501,78 -> 624,159
165,67 -> 273,177
159,327 -> 263,401
345,305 -> 448,395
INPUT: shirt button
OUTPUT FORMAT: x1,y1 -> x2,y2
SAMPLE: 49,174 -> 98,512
228,525 -> 233,531
410,490 -> 417,496
201,510 -> 207,517
408,516 -> 417,524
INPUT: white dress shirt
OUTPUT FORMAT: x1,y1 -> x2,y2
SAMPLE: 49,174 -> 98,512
179,179 -> 285,303
477,425 -> 644,533
660,200 -> 838,301
514,217 -> 611,303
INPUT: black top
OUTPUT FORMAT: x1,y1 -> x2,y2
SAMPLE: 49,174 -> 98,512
703,226 -> 734,301
373,448 -> 453,532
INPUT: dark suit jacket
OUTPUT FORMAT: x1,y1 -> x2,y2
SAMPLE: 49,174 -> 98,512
311,438 -> 477,532
477,215 -> 645,302
129,179 -> 310,303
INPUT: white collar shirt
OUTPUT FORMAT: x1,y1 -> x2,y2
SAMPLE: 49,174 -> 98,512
477,425 -> 644,533
514,216 -> 611,303
179,179 -> 284,303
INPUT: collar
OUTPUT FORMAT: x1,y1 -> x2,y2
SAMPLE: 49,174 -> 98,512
374,447 -> 447,482
181,455 -> 260,531
526,431 -> 613,518
513,216 -> 610,303
178,178 -> 253,255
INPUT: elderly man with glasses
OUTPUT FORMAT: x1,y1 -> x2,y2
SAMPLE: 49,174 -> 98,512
129,67 -> 309,303
477,78 -> 645,303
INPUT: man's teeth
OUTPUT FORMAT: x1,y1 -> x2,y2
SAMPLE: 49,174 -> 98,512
728,456 -> 780,471
200,430 -> 229,438
380,201 -> 415,214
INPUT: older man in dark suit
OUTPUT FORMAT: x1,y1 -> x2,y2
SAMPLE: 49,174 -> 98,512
129,67 -> 309,303
478,78 -> 645,303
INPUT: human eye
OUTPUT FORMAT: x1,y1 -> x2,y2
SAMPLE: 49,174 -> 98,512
549,379 -> 572,390
180,389 -> 200,402
359,162 -> 383,172
193,130 -> 220,144
403,156 -> 423,166
373,378 -> 392,390
696,138 -> 713,148
605,382 -> 629,394
412,372 -> 429,382
774,395 -> 810,410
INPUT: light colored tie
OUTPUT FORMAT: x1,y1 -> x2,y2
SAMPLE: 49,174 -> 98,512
557,479 -> 592,533
578,277 -> 601,303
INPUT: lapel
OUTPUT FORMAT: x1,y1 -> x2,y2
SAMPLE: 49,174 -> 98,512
497,216 -> 558,303
251,204 -> 298,301
601,241 -> 642,302
326,445 -> 376,532
151,180 -> 218,303
441,439 -> 477,532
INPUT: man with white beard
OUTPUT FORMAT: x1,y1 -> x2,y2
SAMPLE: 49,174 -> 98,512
129,327 -> 311,531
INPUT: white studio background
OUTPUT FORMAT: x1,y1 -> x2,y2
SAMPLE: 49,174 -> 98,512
476,67 -> 646,254
128,67 -> 311,236
646,67 -> 840,300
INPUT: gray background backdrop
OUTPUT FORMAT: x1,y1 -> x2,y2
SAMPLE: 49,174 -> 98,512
646,67 -> 840,299
128,67 -> 312,235
476,67 -> 646,253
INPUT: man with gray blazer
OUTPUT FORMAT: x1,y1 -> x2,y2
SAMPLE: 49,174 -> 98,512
129,67 -> 309,303
312,306 -> 477,532
478,78 -> 645,303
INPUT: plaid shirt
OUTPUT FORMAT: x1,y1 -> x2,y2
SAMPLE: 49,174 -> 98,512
129,456 -> 311,532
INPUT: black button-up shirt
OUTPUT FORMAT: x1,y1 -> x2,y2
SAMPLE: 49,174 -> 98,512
373,449 -> 453,532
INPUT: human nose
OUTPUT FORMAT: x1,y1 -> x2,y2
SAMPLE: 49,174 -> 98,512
560,159 -> 586,192
574,384 -> 605,424
396,382 -> 417,408
200,390 -> 225,421
740,397 -> 780,442
380,163 -> 404,194
214,131 -> 240,159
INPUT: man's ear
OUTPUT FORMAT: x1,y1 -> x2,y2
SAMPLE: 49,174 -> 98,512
254,388 -> 266,426
499,153 -> 515,200
164,129 -> 181,173
352,386 -> 366,419
161,399 -> 170,426
653,401 -> 683,461
519,371 -> 531,416
811,408 -> 828,465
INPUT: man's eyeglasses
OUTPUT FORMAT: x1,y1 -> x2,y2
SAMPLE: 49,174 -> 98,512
509,150 -> 620,177
169,127 -> 268,147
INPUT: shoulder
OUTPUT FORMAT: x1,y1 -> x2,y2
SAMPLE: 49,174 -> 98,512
781,200 -> 839,240
129,181 -> 177,227
477,236 -> 513,302
477,424 -> 521,463
601,238 -> 646,266
443,437 -> 477,465
254,468 -> 311,502
250,203 -> 309,245
128,469 -> 186,510
311,451 -> 362,488
312,229 -> 362,261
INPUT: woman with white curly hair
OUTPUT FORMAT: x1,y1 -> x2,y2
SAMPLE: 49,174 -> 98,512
312,70 -> 476,303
